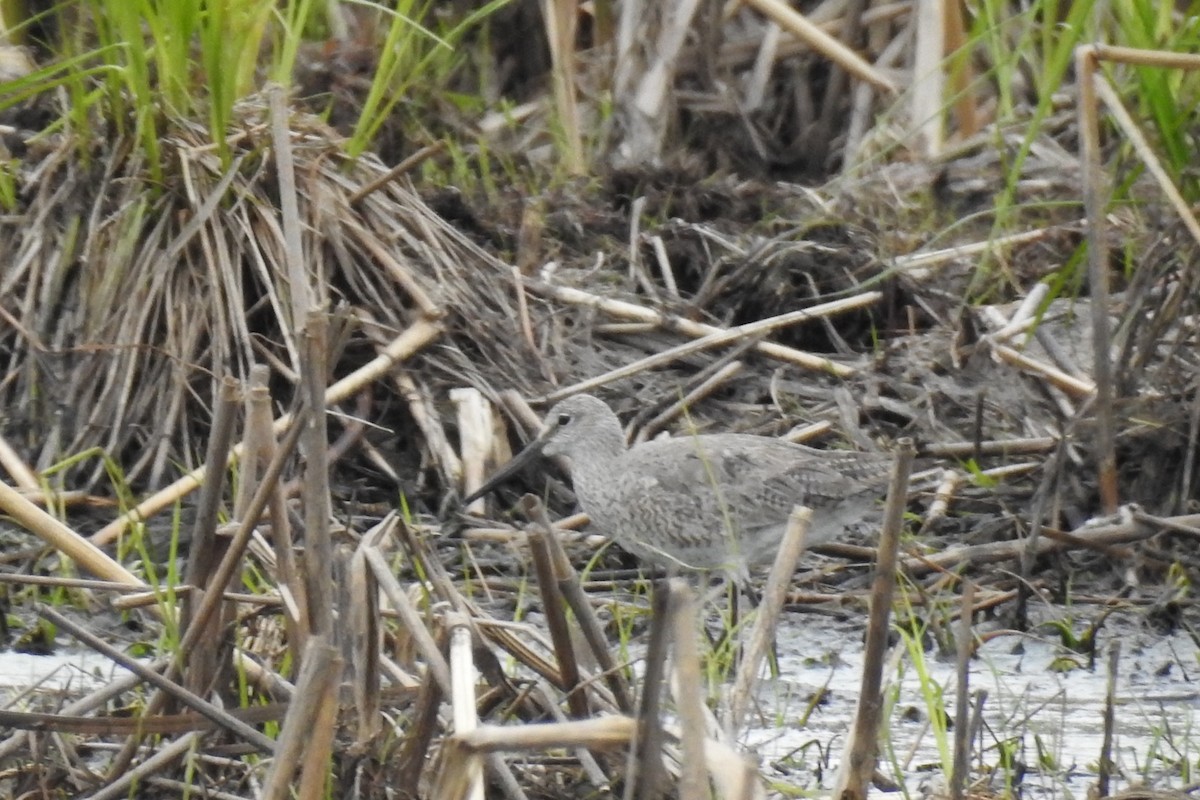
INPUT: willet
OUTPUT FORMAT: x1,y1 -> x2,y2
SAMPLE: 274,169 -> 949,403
464,394 -> 895,579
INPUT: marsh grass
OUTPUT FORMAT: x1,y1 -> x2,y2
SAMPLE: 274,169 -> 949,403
0,0 -> 510,173
897,618 -> 953,775
345,0 -> 512,159
963,1 -> 1096,296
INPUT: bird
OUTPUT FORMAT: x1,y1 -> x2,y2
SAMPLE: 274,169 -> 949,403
464,394 -> 895,579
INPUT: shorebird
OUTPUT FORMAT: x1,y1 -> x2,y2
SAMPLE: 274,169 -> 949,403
464,394 -> 894,579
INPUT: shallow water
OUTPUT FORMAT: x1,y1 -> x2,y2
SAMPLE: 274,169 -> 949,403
745,607 -> 1200,798
0,649 -> 134,697
4,604 -> 1197,800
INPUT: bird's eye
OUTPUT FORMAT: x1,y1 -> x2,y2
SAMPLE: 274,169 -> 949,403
557,413 -> 572,426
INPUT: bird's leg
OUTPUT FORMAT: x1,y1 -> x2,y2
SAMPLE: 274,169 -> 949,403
729,578 -> 743,674
694,574 -> 743,678
695,572 -> 728,652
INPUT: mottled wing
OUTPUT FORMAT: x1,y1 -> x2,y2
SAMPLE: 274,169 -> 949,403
619,434 -> 891,564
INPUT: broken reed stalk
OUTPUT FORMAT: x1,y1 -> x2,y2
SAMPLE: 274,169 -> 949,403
1093,73 -> 1200,247
454,386 -> 496,515
449,613 -> 485,800
0,479 -> 144,586
728,505 -> 812,730
261,636 -> 339,800
950,582 -> 976,800
35,604 -> 276,754
918,468 -> 958,535
234,370 -> 267,521
511,264 -> 537,348
347,140 -> 448,205
31,583 -> 267,608
523,493 -> 634,712
455,716 -> 636,752
348,544 -> 382,744
0,701 -> 301,736
395,371 -> 464,490
234,650 -> 297,701
297,649 -> 344,800
485,752 -> 528,800
0,432 -> 38,489
5,488 -> 95,507
302,309 -> 333,636
269,82 -> 310,319
181,376 -> 239,618
363,544 -> 453,694
1183,379 -> 1200,515
1098,640 -> 1121,797
893,224 -> 1071,278
624,583 -> 673,800
181,376 -> 240,698
374,532 -> 544,796
247,363 -> 309,655
667,580 -> 708,800
526,516 -> 589,718
989,343 -> 1096,398
347,222 -> 442,317
636,358 -> 747,443
445,717 -> 632,800
742,0 -> 897,91
472,614 -> 585,697
396,627 -> 449,789
542,0 -> 583,174
550,540 -> 636,713
974,300 -> 1095,401
833,437 -> 914,800
498,389 -> 546,436
1075,45 -> 1200,513
1016,430 -> 1068,630
1074,45 -> 1118,514
968,689 -> 988,764
904,508 -> 1200,575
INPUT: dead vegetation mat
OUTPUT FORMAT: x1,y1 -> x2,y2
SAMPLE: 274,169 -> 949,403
2,100 -> 1200,797
2,107 -> 1197,533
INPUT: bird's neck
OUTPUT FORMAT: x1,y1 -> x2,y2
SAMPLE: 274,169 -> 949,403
563,429 -> 625,494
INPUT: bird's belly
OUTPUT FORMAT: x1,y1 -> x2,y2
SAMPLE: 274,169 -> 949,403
589,498 -> 877,573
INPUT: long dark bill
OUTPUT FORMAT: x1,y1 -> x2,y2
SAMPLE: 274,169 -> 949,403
461,434 -> 550,506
